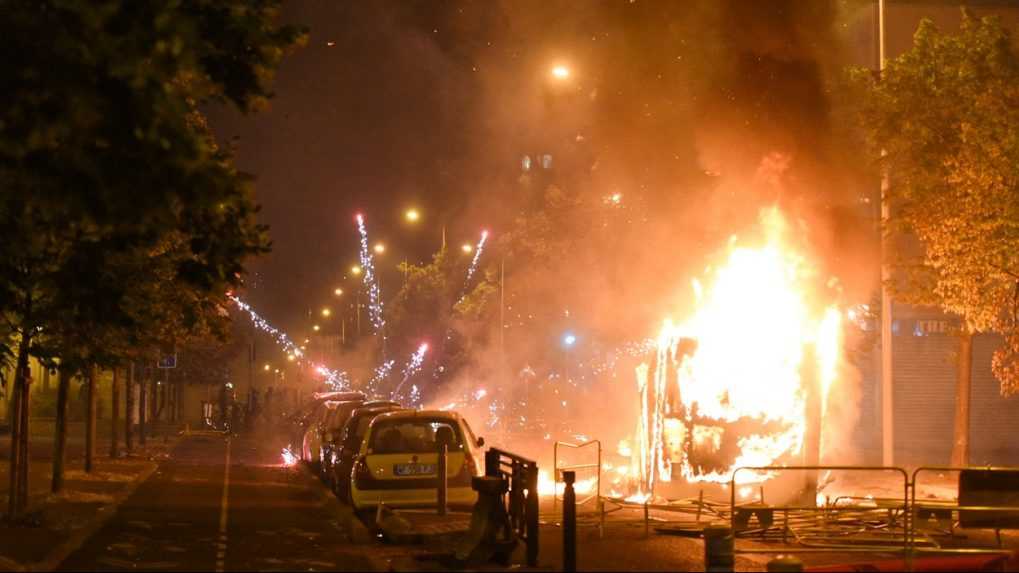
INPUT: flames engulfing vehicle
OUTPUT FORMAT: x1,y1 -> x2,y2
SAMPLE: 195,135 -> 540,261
630,209 -> 841,501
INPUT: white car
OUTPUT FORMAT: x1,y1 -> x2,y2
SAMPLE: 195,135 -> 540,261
350,410 -> 484,510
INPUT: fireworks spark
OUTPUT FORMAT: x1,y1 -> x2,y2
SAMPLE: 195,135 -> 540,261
366,359 -> 395,398
231,296 -> 304,359
231,295 -> 350,390
391,343 -> 429,400
355,214 -> 386,336
464,230 -> 488,285
281,446 -> 298,467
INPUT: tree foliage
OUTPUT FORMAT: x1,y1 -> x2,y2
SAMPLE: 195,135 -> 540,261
851,11 -> 1019,394
0,1 -> 303,367
385,248 -> 498,397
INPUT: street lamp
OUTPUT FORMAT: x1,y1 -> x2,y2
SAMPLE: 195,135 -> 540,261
351,265 -> 362,276
313,324 -> 320,332
321,307 -> 331,318
405,208 -> 420,223
263,363 -> 271,372
551,64 -> 570,80
461,243 -> 473,254
373,242 -> 386,255
334,287 -> 343,296
563,333 -> 577,347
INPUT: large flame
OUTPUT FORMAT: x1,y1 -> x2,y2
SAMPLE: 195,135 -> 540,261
633,208 -> 841,493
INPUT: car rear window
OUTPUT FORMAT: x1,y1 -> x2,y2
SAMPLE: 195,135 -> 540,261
370,419 -> 463,454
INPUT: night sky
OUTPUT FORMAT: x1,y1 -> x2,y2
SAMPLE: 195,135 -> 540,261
209,1 -> 1009,340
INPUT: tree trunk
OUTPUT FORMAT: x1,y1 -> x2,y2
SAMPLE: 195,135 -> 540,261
52,366 -> 72,493
110,367 -> 120,458
85,366 -> 97,473
139,367 -> 147,446
154,377 -> 164,422
125,363 -> 134,453
17,372 -> 29,512
7,332 -> 31,520
950,330 -> 974,467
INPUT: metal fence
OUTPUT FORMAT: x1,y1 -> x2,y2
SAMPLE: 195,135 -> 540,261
485,447 -> 540,566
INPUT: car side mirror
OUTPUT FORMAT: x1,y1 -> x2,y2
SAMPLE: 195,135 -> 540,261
476,437 -> 485,448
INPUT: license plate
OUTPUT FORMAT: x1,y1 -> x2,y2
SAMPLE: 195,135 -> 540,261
394,463 -> 436,476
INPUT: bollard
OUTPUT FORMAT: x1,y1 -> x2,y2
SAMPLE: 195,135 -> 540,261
437,443 -> 448,515
525,461 -> 539,567
767,555 -> 804,572
485,449 -> 500,477
703,523 -> 734,572
563,470 -> 577,573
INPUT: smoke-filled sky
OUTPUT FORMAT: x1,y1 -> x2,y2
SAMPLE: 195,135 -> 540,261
208,1 -> 1016,344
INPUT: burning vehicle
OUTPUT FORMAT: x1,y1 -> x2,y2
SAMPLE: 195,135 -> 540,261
625,208 -> 843,504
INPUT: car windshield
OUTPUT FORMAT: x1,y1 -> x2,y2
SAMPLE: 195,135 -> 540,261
370,419 -> 463,454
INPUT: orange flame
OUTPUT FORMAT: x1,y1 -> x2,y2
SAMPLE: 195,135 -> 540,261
632,208 -> 842,493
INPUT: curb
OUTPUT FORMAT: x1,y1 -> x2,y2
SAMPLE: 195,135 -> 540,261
294,463 -> 392,572
25,437 -> 181,572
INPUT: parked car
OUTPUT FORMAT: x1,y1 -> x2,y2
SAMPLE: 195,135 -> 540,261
350,410 -> 485,511
330,402 -> 405,498
311,398 -> 371,478
289,392 -> 364,455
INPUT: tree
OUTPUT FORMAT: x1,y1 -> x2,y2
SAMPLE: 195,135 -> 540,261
0,1 -> 303,515
851,11 -> 1019,465
384,248 -> 498,402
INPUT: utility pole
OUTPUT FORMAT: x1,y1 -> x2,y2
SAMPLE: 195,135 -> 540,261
500,257 -> 506,391
878,0 -> 895,466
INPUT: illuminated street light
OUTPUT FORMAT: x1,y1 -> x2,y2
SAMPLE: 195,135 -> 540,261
351,265 -> 362,276
321,307 -> 332,317
563,332 -> 577,347
313,324 -> 320,332
287,354 -> 296,362
334,287 -> 344,296
461,243 -> 473,254
551,65 -> 570,79
373,242 -> 386,255
263,363 -> 271,372
405,208 -> 420,223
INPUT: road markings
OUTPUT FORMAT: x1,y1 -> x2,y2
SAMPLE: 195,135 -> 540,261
215,438 -> 231,572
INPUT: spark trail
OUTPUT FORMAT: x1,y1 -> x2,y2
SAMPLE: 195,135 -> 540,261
356,214 -> 385,336
391,343 -> 429,400
231,295 -> 350,390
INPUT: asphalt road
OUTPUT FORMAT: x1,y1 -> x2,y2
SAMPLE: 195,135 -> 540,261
57,433 -> 374,571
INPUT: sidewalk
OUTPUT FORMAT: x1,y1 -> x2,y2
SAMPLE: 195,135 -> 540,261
0,431 -> 178,571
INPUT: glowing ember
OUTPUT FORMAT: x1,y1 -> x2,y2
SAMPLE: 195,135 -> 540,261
281,447 -> 298,467
632,208 -> 842,494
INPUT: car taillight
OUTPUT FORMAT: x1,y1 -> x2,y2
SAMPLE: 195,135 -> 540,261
354,456 -> 372,485
464,453 -> 479,476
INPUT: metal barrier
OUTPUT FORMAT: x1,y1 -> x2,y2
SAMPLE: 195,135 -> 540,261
485,447 -> 540,567
553,440 -> 602,505
729,465 -> 911,556
910,466 -> 1019,560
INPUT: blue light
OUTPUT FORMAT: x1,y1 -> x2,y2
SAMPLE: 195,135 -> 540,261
563,333 -> 577,347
